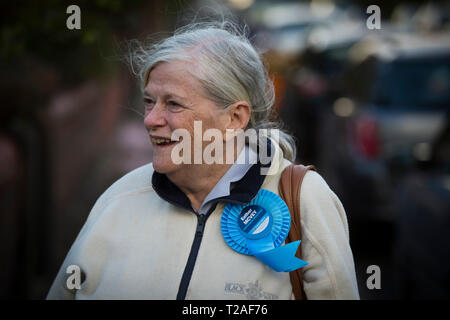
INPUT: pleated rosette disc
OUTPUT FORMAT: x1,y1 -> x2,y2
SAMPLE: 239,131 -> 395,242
221,189 -> 291,255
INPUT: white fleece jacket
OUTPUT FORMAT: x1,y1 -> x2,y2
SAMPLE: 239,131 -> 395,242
47,143 -> 360,300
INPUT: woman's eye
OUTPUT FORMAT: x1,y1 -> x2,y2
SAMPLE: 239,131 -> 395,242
144,98 -> 155,106
167,101 -> 183,112
143,99 -> 155,116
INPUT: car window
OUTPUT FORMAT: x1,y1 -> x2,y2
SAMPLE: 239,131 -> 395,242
372,56 -> 450,111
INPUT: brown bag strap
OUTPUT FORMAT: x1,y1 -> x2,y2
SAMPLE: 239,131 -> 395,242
278,164 -> 316,300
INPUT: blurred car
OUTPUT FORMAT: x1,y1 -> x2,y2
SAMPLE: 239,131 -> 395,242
248,1 -> 348,54
279,20 -> 368,164
318,33 -> 450,222
392,111 -> 450,299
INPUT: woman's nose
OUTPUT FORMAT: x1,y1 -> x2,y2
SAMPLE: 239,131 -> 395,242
144,103 -> 167,130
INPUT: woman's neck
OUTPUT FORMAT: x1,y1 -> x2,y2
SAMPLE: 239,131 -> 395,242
166,140 -> 245,212
166,163 -> 233,212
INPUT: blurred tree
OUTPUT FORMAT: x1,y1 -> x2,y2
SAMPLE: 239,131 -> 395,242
0,0 -> 152,117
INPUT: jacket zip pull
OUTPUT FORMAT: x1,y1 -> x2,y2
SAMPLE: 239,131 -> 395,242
196,214 -> 206,234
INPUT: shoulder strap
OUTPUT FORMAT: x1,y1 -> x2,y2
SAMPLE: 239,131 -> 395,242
278,164 -> 316,300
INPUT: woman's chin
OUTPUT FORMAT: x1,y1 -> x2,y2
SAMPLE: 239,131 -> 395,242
152,158 -> 179,174
153,162 -> 171,174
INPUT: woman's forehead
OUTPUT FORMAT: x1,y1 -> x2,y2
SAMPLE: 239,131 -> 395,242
145,61 -> 205,99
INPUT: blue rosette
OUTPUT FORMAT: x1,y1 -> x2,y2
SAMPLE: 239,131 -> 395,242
221,189 -> 308,272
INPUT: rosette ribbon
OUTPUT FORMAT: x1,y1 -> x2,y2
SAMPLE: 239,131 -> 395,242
221,189 -> 308,272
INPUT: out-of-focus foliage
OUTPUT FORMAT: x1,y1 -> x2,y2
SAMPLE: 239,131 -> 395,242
1,0 -> 150,87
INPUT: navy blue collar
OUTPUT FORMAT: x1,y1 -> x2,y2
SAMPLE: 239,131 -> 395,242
151,140 -> 272,214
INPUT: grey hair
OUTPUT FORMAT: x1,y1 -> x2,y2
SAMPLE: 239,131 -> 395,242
128,20 -> 297,161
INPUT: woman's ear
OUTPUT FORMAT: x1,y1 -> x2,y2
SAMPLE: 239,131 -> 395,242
227,100 -> 251,131
222,101 -> 251,142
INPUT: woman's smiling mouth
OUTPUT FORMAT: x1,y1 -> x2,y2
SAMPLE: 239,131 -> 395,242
150,136 -> 178,146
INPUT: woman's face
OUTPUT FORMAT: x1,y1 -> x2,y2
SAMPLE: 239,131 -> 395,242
143,60 -> 229,175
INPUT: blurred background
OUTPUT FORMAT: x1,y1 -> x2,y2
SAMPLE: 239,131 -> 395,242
0,0 -> 449,299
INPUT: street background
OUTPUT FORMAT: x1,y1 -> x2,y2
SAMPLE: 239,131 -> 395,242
1,0 -> 449,299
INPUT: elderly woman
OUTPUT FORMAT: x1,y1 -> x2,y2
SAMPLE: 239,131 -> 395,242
47,21 -> 359,300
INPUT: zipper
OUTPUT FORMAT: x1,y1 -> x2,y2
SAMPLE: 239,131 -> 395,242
176,212 -> 209,300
